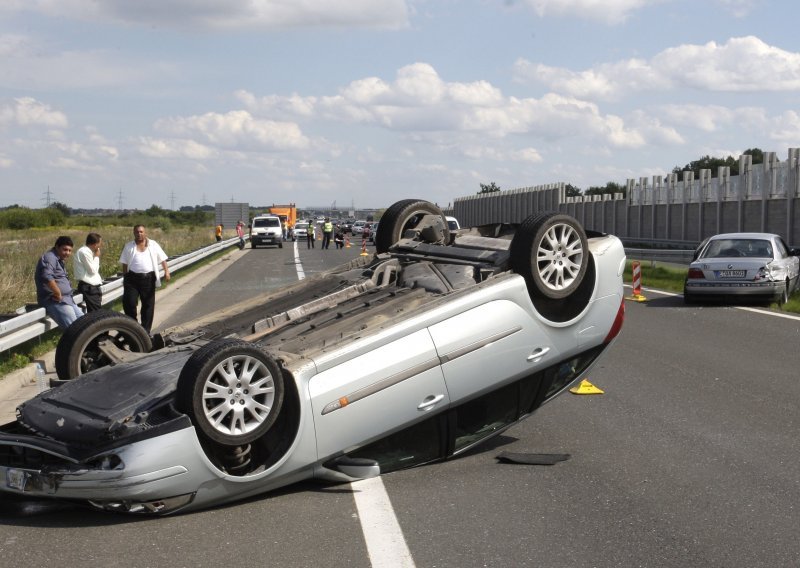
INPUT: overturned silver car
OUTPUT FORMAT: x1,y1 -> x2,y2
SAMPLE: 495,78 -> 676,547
0,200 -> 625,514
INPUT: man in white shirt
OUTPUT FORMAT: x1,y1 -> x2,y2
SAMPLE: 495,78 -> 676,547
119,224 -> 170,333
74,232 -> 103,312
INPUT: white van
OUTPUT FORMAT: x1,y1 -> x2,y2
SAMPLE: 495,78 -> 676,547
446,216 -> 461,231
250,215 -> 283,249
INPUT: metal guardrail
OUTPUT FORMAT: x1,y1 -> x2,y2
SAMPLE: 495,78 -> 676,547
624,248 -> 694,266
0,237 -> 245,353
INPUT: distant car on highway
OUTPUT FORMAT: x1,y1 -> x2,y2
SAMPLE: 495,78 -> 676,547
446,216 -> 461,231
351,220 -> 367,235
684,232 -> 800,304
293,221 -> 309,241
0,199 -> 625,515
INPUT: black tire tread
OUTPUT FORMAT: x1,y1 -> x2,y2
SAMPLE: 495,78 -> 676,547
55,309 -> 151,380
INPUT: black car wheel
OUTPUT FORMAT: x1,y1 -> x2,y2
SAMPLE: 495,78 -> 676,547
176,340 -> 285,446
510,212 -> 589,300
55,309 -> 152,380
375,199 -> 450,254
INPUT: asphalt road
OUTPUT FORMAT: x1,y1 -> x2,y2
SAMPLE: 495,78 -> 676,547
2,240 -> 800,567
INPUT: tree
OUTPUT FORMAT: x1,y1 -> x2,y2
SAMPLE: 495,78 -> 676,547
50,201 -> 71,216
585,181 -> 626,199
564,184 -> 581,198
478,182 -> 501,194
145,204 -> 167,217
672,148 -> 764,178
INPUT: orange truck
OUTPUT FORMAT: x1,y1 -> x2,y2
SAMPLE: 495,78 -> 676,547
268,204 -> 297,232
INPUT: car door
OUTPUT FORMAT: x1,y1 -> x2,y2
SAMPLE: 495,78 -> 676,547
427,298 -> 561,404
309,329 -> 450,459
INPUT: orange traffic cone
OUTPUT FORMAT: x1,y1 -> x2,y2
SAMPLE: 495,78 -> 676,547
360,238 -> 368,256
345,236 -> 351,248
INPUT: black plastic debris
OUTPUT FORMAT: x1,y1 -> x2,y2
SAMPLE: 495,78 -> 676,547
495,451 -> 571,465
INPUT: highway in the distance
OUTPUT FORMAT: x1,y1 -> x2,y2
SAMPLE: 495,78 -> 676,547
1,240 -> 800,568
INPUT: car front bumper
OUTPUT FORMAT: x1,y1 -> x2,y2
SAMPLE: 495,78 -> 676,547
252,234 -> 282,245
0,427 -> 215,513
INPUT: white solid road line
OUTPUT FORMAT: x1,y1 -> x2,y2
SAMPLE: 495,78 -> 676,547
352,477 -> 416,568
625,284 -> 800,321
293,242 -> 415,567
293,240 -> 306,280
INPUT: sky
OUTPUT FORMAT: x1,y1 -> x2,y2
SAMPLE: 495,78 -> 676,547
1,0 -> 799,211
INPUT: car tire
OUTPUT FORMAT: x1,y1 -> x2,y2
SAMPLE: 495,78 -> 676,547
509,212 -> 589,300
251,242 -> 257,249
176,339 -> 285,446
55,309 -> 152,380
279,242 -> 283,249
683,287 -> 697,305
375,199 -> 450,254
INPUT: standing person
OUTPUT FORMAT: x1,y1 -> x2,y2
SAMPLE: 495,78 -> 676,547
321,217 -> 333,249
35,236 -> 83,330
307,222 -> 316,249
334,225 -> 345,249
74,232 -> 103,312
236,220 -> 246,250
119,224 -> 170,333
215,223 -> 223,242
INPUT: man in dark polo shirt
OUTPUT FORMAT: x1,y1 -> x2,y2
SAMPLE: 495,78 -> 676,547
35,236 -> 83,330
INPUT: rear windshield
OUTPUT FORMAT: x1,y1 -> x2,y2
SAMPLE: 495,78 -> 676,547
295,223 -> 309,230
253,218 -> 280,228
701,238 -> 773,259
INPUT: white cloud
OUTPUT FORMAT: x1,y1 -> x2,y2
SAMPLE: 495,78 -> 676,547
237,64 -> 648,148
658,104 -> 735,132
154,110 -> 310,152
137,137 -> 215,160
514,36 -> 800,98
0,97 -> 68,128
0,0 -> 410,30
512,0 -> 658,25
769,110 -> 800,144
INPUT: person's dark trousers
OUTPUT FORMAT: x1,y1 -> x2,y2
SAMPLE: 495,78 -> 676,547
123,272 -> 156,333
307,235 -> 315,248
77,281 -> 103,312
322,233 -> 332,249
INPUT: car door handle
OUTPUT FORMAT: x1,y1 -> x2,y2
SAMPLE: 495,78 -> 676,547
418,394 -> 445,411
527,346 -> 550,363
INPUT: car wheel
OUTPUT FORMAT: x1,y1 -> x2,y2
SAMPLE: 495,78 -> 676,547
279,242 -> 283,249
375,199 -> 450,254
683,286 -> 697,305
176,339 -> 285,446
509,212 -> 589,300
251,242 -> 257,249
55,309 -> 152,380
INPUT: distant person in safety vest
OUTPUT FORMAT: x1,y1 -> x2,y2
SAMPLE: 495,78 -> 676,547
215,223 -> 223,242
322,218 -> 333,249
